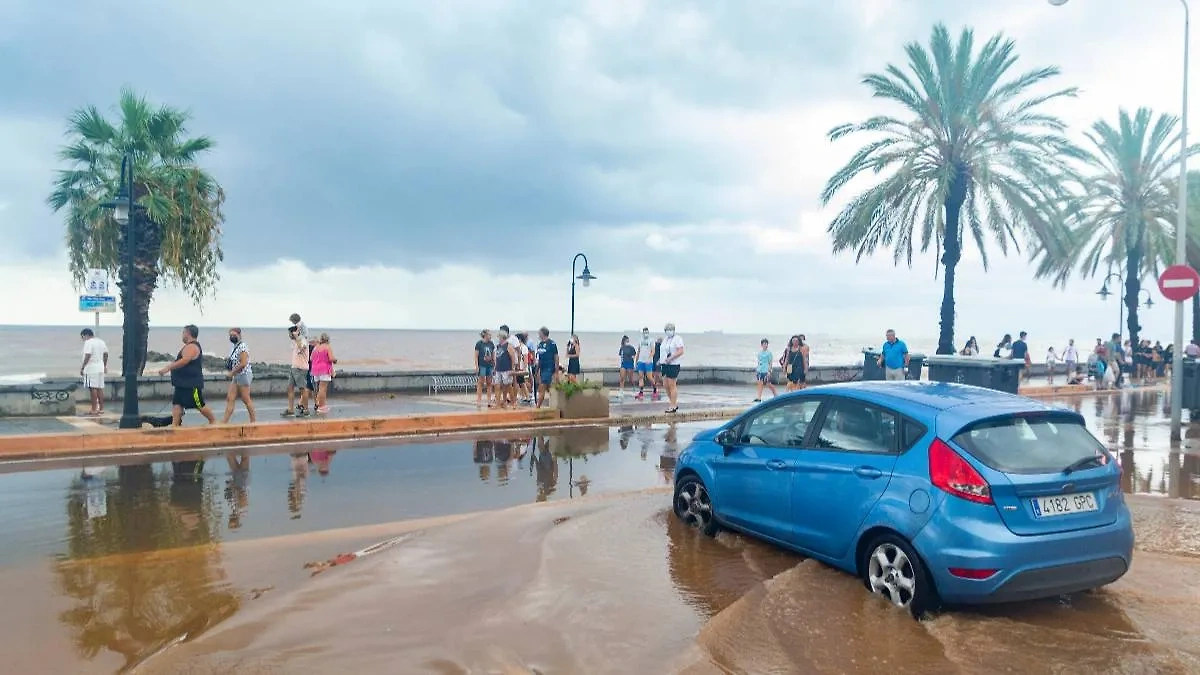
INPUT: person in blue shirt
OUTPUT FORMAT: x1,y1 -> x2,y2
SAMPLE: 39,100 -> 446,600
535,327 -> 560,408
754,338 -> 778,402
877,329 -> 910,380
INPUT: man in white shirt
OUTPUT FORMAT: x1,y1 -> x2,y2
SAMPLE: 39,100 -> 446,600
79,328 -> 109,416
1062,339 -> 1079,379
660,322 -> 685,413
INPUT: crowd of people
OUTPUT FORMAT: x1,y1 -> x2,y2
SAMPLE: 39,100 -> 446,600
77,313 -> 336,427
473,323 -> 687,413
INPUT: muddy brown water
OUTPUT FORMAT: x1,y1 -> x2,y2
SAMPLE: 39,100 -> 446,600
0,390 -> 1198,673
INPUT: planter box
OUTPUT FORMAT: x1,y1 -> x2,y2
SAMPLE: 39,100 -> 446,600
550,387 -> 611,419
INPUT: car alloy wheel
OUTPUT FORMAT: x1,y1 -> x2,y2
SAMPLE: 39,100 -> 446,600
673,477 -> 718,537
863,534 -> 933,616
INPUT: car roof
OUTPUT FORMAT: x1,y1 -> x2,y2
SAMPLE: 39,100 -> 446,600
803,381 -> 1061,421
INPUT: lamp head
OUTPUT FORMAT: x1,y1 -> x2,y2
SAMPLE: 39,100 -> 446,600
577,266 -> 595,288
1097,284 -> 1111,299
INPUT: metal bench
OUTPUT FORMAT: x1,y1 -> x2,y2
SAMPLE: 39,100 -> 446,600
428,374 -> 479,395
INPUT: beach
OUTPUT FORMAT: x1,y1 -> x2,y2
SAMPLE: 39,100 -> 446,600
1,325 -> 1088,381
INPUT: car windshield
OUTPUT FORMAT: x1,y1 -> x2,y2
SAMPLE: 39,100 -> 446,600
950,414 -> 1107,475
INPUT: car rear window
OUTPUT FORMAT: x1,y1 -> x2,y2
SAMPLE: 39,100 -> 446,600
950,414 -> 1106,474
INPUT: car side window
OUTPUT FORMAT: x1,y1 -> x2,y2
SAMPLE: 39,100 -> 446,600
901,419 -> 927,451
739,399 -> 823,448
814,399 -> 898,454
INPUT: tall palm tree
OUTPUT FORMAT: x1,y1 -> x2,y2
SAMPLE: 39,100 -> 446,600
1033,108 -> 1195,348
48,89 -> 224,376
822,24 -> 1080,354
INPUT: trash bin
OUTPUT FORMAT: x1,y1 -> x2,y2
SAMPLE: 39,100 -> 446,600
862,349 -> 884,381
907,353 -> 926,381
1183,360 -> 1200,409
925,356 -> 1024,394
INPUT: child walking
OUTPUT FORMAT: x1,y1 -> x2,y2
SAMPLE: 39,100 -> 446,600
754,338 -> 778,402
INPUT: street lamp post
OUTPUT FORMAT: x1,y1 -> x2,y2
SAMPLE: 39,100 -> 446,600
1049,0 -> 1190,439
570,253 -> 595,338
99,153 -> 144,430
1096,272 -> 1125,337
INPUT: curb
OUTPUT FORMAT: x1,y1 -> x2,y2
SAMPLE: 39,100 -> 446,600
0,384 -> 1168,462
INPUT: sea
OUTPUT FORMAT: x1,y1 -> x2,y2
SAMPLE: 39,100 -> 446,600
1,325 -> 946,383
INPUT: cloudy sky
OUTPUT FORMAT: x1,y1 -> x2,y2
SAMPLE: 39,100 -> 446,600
0,0 -> 1192,347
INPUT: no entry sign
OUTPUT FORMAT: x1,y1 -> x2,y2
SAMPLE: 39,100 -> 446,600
1158,264 -> 1200,302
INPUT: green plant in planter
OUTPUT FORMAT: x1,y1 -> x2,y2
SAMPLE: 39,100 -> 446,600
553,379 -> 602,399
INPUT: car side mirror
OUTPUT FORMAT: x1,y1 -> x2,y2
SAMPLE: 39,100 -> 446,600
715,429 -> 736,451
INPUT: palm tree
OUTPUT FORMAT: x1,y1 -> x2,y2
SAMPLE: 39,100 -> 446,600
1033,108 -> 1195,348
48,89 -> 224,376
821,24 -> 1080,354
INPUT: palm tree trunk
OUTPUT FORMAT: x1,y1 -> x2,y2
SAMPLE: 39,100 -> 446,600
1125,247 -> 1141,348
937,164 -> 968,355
132,214 -> 163,376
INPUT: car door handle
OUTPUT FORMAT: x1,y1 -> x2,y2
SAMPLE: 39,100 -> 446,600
853,466 -> 883,479
766,459 -> 788,470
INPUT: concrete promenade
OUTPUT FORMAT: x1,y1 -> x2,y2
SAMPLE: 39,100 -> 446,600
0,378 -> 1159,461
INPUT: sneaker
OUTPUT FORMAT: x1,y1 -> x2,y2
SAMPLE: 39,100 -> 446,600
280,409 -> 295,417
297,407 -> 309,417
635,391 -> 644,400
317,406 -> 331,414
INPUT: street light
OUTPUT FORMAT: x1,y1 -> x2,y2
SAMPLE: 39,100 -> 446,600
570,253 -> 595,337
99,153 -> 145,430
1097,272 -> 1125,337
1139,289 -> 1155,310
1049,0 -> 1190,440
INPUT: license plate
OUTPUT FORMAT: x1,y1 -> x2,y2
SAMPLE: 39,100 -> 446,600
1031,491 -> 1098,518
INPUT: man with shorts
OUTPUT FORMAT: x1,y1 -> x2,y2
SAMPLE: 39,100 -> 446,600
660,322 -> 685,413
635,327 -> 655,400
157,324 -> 216,426
282,324 -> 311,417
535,327 -> 560,408
79,328 -> 108,416
475,329 -> 496,407
877,329 -> 909,381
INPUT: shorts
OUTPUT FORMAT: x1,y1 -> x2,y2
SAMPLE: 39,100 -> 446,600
621,360 -> 635,370
82,371 -> 104,389
661,364 -> 681,380
478,365 -> 494,378
787,368 -> 805,384
539,368 -> 555,386
287,368 -> 308,389
756,371 -> 772,383
493,371 -> 513,386
885,367 -> 906,381
172,386 -> 206,410
636,362 -> 653,374
233,371 -> 253,387
314,374 -> 333,383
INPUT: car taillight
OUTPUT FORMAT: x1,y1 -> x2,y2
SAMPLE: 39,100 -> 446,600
948,567 -> 999,580
929,438 -> 993,504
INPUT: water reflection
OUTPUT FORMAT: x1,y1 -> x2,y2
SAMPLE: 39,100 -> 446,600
55,464 -> 239,670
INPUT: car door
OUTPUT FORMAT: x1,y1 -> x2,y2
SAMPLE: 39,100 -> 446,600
715,398 -> 824,544
790,397 -> 902,559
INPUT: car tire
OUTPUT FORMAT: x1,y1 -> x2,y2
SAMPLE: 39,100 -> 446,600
673,475 -> 719,537
861,533 -> 937,617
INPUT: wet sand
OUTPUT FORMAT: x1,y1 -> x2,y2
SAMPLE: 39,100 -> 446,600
148,492 -> 1200,674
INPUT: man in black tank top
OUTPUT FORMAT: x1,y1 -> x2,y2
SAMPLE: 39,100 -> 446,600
157,324 -> 217,426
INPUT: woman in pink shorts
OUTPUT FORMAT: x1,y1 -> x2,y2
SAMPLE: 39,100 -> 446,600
310,333 -> 337,413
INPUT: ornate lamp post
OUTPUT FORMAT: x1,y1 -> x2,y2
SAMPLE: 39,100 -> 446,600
99,153 -> 145,430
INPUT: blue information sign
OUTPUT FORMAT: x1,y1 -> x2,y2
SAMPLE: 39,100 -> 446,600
79,295 -> 117,313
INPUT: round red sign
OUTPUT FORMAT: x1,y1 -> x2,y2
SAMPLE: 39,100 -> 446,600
1158,264 -> 1200,302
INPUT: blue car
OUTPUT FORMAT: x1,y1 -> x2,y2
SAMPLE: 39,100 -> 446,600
672,381 -> 1133,615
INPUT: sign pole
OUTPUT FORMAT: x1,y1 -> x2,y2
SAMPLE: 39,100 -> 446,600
94,310 -> 99,329
1159,264 -> 1200,441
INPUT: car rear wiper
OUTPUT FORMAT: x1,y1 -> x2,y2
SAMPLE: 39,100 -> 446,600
1062,455 -> 1103,475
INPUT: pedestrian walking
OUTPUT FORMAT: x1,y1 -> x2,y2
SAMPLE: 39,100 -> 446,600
782,335 -> 806,391
289,313 -> 315,398
754,338 -> 778,402
660,322 -> 685,413
535,327 -> 560,408
651,337 -> 663,400
878,329 -> 909,381
635,328 -> 655,400
1010,331 -> 1032,380
157,324 -> 217,426
310,333 -> 336,414
283,324 -> 311,417
474,329 -> 496,407
1063,338 -> 1079,379
221,327 -> 257,424
514,332 -> 532,403
566,334 -> 582,383
1045,346 -> 1059,385
79,328 -> 108,416
494,329 -> 518,408
618,335 -> 636,398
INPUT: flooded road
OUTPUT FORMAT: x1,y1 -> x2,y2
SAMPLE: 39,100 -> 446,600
148,493 -> 1200,674
0,389 -> 1198,672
